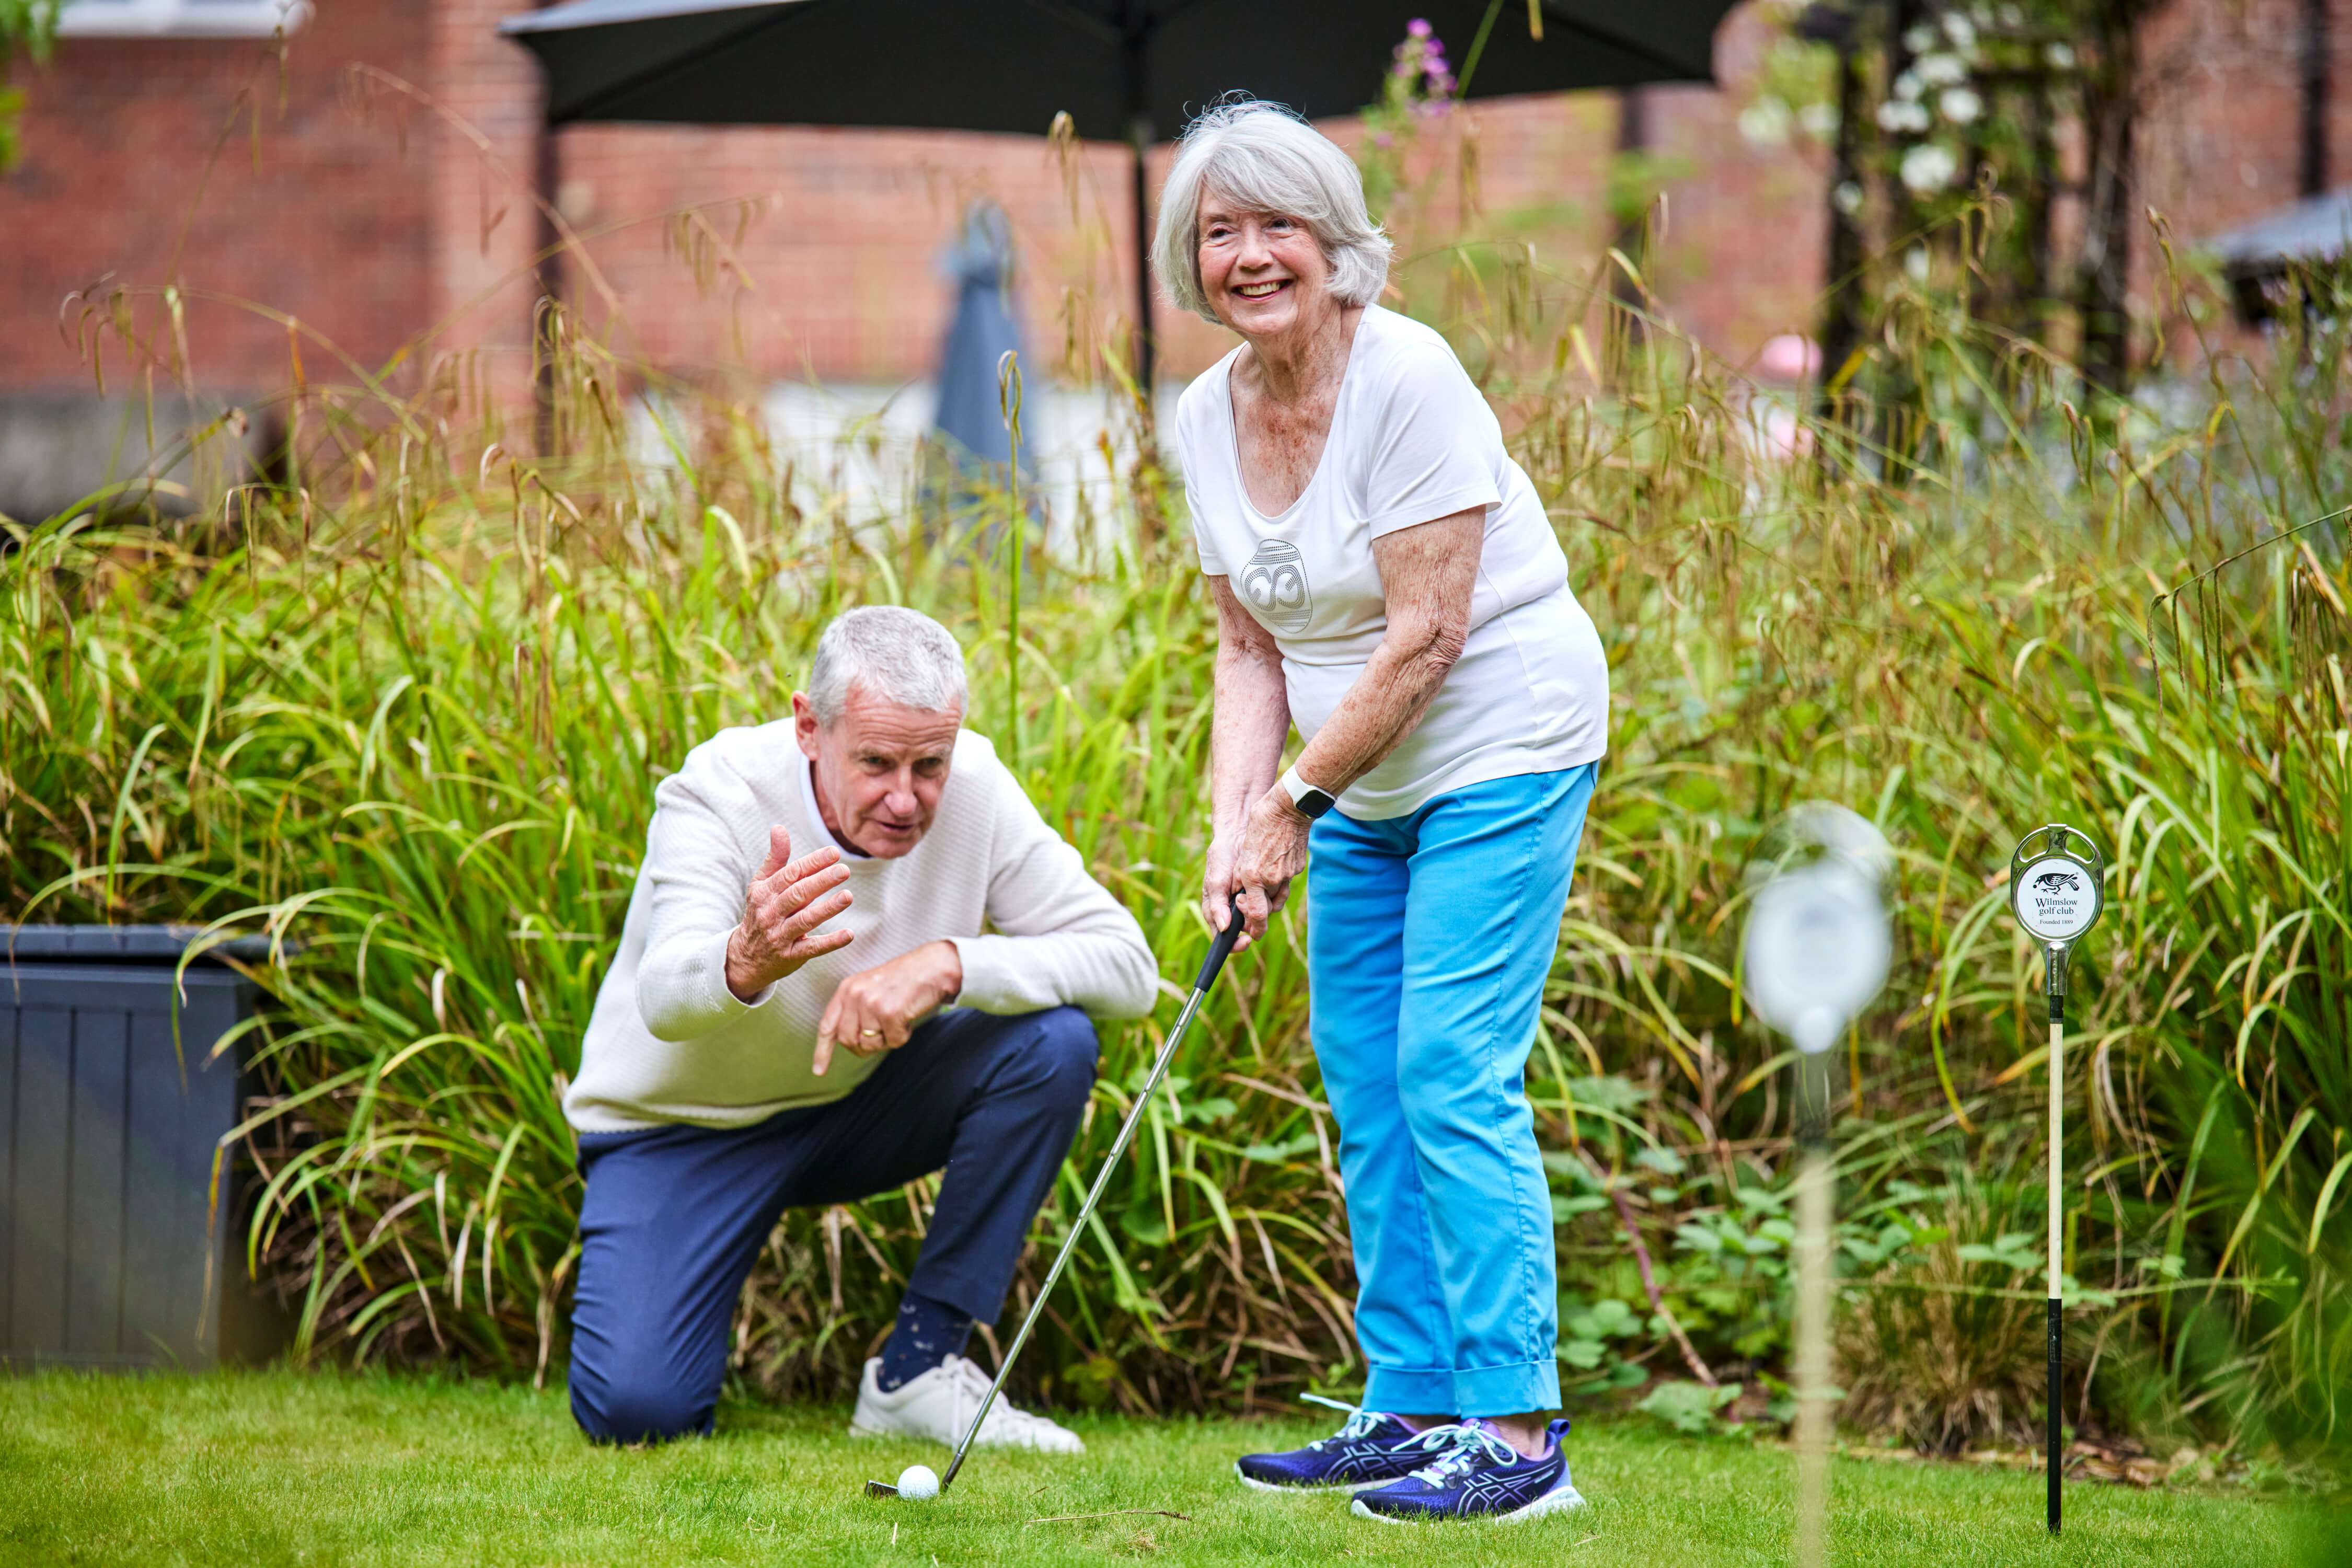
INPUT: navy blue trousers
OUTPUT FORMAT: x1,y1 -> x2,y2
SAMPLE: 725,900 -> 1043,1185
567,1005 -> 1099,1444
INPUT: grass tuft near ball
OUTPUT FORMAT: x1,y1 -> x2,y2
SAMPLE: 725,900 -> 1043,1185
895,1464 -> 940,1501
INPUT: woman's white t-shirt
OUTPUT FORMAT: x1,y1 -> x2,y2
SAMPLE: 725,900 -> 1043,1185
1174,305 -> 1609,820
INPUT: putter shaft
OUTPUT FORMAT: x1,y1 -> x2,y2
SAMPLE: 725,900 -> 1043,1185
933,910 -> 1242,1492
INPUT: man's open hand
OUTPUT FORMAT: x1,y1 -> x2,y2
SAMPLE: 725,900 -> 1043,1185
813,940 -> 963,1077
725,826 -> 854,1001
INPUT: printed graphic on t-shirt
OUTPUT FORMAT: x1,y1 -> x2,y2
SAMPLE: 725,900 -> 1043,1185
1241,539 -> 1315,633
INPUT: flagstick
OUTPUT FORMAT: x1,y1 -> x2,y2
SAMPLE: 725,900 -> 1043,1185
2009,823 -> 2101,1540
1793,1051 -> 1833,1568
2046,952 -> 2065,1536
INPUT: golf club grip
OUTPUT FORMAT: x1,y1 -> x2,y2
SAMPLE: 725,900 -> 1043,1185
1195,896 -> 1244,993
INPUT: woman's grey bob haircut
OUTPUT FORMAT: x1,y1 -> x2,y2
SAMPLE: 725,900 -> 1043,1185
806,606 -> 969,723
1152,98 -> 1393,326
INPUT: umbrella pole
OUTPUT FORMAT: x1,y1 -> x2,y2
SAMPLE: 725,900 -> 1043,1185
1129,119 -> 1156,404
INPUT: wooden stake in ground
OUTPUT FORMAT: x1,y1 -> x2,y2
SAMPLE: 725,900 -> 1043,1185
2008,826 -> 2105,1538
1741,804 -> 1893,1568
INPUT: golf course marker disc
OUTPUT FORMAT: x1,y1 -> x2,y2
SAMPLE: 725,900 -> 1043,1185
1742,803 -> 1894,1058
1744,862 -> 1892,1055
2008,826 -> 2104,947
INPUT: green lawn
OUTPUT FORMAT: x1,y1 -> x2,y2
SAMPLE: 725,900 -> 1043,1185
0,1370 -> 2328,1567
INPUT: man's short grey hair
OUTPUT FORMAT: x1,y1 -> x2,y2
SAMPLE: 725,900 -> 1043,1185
1152,98 -> 1393,326
806,606 -> 969,724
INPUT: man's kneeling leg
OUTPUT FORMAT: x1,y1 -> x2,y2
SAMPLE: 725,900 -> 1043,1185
887,1005 -> 1100,1340
782,1006 -> 1098,1447
569,1119 -> 798,1444
567,1006 -> 1099,1446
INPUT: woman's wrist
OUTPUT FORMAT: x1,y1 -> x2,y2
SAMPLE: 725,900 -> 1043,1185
1276,765 -> 1338,819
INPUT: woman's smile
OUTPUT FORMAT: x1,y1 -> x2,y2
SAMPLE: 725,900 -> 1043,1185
1236,280 -> 1288,298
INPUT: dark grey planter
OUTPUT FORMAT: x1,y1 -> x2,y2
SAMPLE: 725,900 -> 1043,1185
2,926 -> 284,1370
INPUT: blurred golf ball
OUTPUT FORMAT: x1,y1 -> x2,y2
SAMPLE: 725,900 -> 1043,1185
895,1464 -> 939,1501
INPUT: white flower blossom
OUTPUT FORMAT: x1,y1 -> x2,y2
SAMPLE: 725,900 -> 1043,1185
1940,87 -> 1984,124
1835,180 -> 1866,217
2046,41 -> 2076,69
1997,4 -> 2024,28
1941,13 -> 1977,51
1800,101 -> 1840,139
1900,142 -> 1960,192
1903,22 -> 1936,53
1894,67 -> 1923,101
1906,246 -> 1932,283
1740,96 -> 1794,146
1877,100 -> 1933,134
1917,52 -> 1969,87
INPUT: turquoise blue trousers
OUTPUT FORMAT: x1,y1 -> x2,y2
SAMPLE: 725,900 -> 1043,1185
1307,763 -> 1596,1417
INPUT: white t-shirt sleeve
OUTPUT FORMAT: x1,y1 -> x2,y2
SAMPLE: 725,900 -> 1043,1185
1361,345 -> 1506,538
1175,388 -> 1230,575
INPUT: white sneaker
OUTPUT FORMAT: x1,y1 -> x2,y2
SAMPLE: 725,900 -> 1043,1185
848,1354 -> 1085,1454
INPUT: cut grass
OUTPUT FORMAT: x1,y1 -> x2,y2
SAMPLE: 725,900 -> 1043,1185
0,1370 -> 2328,1566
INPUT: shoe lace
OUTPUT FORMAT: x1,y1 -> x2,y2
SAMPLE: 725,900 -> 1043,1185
946,1356 -> 1057,1436
1400,1422 -> 1523,1484
1297,1391 -> 1388,1449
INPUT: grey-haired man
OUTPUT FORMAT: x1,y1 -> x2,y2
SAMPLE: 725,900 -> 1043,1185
564,606 -> 1156,1450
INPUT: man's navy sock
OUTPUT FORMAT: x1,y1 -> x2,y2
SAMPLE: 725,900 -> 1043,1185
877,1291 -> 975,1392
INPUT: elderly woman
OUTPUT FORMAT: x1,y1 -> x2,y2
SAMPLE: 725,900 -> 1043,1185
1156,102 -> 1609,1524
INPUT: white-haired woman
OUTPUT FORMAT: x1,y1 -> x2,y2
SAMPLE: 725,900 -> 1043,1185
1159,102 -> 1609,1524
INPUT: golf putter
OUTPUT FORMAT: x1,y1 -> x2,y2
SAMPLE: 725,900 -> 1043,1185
864,896 -> 1245,1498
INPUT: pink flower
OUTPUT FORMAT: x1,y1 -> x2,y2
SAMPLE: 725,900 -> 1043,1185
1408,17 -> 1432,38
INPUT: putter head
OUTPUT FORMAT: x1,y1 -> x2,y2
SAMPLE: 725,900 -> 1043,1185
863,1479 -> 899,1498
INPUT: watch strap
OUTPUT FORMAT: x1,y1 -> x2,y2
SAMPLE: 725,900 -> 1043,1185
1279,766 -> 1337,819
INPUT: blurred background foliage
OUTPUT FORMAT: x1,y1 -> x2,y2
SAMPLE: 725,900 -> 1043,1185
3,15 -> 2348,1492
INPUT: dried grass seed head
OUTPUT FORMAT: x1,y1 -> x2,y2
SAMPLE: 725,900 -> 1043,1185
1152,97 -> 1393,325
808,605 -> 969,724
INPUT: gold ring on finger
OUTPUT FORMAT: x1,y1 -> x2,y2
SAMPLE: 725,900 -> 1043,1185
860,1029 -> 881,1036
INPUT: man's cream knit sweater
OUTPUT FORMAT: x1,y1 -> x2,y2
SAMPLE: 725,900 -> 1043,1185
566,722 -> 1157,1132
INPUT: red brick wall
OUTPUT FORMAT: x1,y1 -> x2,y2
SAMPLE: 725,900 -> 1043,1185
1,0 -> 2331,406
1644,3 -> 1833,366
431,0 -> 554,407
2142,0 -> 2352,245
0,0 -> 433,395
549,122 -> 1184,386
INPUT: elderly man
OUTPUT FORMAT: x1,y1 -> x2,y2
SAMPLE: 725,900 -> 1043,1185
564,606 -> 1156,1450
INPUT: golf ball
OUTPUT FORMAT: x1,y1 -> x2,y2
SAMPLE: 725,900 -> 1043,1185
895,1463 -> 940,1501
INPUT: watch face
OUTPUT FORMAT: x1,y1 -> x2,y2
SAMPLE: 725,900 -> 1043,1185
1300,789 -> 1335,818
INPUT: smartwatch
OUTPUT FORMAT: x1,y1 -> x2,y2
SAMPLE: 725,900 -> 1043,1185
1279,766 -> 1338,820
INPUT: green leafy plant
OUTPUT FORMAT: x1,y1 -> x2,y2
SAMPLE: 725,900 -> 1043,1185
1635,1378 -> 1745,1436
3,85 -> 2344,1465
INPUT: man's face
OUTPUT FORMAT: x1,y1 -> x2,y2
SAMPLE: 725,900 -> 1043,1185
793,685 -> 960,859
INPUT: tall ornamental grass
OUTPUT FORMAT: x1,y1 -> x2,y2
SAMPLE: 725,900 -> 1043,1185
3,215 -> 2346,1457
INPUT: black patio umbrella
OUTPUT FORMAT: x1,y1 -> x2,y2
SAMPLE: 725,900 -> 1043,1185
502,0 -> 1739,388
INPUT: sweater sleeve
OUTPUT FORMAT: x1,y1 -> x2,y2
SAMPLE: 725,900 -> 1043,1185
949,767 -> 1158,1021
632,761 -> 774,1042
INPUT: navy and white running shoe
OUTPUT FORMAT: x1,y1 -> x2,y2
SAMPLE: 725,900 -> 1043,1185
1235,1397 -> 1438,1494
1350,1417 -> 1587,1524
